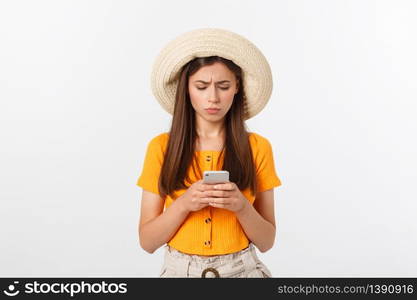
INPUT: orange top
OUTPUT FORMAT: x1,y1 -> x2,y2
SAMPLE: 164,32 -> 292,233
136,132 -> 282,255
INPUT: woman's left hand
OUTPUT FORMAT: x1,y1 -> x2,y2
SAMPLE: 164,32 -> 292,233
200,182 -> 249,213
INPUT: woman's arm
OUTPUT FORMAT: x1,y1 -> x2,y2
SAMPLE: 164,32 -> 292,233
138,190 -> 189,254
235,189 -> 276,252
138,180 -> 212,253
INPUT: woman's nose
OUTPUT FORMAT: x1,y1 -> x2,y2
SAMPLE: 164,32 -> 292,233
207,86 -> 220,102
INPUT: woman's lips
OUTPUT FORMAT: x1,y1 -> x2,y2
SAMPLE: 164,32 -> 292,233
205,108 -> 220,114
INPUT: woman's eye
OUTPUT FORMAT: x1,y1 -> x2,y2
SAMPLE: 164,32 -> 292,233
196,87 -> 229,90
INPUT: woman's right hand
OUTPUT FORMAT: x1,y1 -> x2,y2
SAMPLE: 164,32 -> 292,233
177,179 -> 215,212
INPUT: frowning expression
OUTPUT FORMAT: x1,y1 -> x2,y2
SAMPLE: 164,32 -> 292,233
188,62 -> 239,121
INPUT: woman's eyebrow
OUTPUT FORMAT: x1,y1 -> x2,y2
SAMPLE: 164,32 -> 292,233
194,80 -> 231,84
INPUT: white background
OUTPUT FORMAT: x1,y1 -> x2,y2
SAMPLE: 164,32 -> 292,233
1,0 -> 416,277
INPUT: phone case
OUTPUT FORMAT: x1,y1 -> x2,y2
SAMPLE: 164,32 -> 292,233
202,171 -> 229,184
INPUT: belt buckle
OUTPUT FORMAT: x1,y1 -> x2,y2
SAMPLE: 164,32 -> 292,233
201,267 -> 220,278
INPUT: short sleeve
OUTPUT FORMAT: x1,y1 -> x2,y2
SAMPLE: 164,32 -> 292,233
136,135 -> 165,195
254,136 -> 282,193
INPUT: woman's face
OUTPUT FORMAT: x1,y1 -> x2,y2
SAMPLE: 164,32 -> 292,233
188,61 -> 239,122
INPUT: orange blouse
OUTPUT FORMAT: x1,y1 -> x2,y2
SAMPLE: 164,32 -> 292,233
136,132 -> 282,255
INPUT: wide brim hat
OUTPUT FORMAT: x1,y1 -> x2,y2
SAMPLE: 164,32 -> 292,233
150,27 -> 273,120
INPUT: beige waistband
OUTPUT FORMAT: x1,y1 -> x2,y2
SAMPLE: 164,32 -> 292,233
166,243 -> 254,264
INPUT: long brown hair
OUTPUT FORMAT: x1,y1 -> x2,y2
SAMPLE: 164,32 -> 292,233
158,56 -> 257,199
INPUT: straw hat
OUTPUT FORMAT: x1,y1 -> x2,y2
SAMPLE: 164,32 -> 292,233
150,27 -> 273,120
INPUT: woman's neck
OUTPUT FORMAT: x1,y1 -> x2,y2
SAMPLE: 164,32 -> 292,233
196,125 -> 225,139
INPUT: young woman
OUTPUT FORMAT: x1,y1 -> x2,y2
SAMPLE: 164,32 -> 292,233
136,28 -> 282,278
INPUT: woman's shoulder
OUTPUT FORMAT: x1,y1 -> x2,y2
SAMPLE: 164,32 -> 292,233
248,131 -> 272,148
147,132 -> 169,149
151,131 -> 169,142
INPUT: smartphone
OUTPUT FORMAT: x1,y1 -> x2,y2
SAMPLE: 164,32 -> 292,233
202,170 -> 229,184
